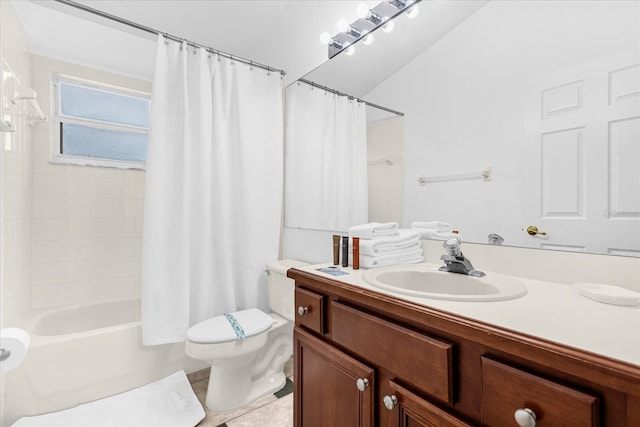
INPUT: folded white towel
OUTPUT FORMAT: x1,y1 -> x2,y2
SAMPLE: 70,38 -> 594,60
411,221 -> 452,231
360,253 -> 425,269
358,229 -> 421,256
349,222 -> 400,239
360,247 -> 424,269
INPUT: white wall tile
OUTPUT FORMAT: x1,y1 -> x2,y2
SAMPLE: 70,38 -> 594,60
32,218 -> 61,241
32,241 -> 59,264
32,262 -> 61,286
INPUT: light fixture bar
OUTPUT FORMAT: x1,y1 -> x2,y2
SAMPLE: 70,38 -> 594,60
327,0 -> 422,58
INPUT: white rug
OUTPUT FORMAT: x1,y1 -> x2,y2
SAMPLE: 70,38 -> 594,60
12,371 -> 205,427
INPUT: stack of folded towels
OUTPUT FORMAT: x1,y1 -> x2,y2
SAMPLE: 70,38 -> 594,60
348,222 -> 424,268
411,221 -> 460,241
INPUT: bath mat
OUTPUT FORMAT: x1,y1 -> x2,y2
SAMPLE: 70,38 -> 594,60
12,370 -> 205,427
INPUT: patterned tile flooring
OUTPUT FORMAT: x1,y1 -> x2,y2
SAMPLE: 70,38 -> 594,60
188,358 -> 294,427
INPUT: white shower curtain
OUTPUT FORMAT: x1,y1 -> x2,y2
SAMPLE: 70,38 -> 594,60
141,36 -> 284,345
285,82 -> 368,231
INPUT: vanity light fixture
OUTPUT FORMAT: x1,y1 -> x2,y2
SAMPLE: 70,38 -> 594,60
357,5 -> 384,25
337,19 -> 363,38
320,0 -> 422,58
388,0 -> 407,9
319,32 -> 345,50
382,18 -> 394,33
405,1 -> 419,18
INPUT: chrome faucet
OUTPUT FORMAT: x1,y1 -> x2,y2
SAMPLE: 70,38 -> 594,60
439,238 -> 485,277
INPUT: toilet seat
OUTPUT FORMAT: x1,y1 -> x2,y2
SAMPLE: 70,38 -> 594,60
187,308 -> 275,344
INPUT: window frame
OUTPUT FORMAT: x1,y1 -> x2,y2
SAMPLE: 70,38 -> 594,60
51,74 -> 150,170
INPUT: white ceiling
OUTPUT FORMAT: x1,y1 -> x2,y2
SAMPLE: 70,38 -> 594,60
11,0 -> 486,97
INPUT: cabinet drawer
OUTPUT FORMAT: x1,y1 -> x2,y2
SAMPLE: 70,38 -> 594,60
295,288 -> 325,334
331,301 -> 453,404
386,381 -> 474,427
481,357 -> 599,427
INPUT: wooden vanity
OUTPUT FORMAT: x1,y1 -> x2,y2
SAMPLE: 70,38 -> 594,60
289,267 -> 640,427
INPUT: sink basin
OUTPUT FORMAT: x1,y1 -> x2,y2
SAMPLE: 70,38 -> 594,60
362,264 -> 527,302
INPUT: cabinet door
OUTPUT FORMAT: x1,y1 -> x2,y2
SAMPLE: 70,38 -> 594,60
384,381 -> 474,427
294,327 -> 374,427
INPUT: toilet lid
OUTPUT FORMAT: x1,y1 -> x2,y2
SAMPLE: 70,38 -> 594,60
187,308 -> 275,344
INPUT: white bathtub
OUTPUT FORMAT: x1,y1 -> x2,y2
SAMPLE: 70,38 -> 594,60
3,297 -> 206,425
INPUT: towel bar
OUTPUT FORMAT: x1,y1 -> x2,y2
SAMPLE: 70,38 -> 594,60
417,167 -> 491,186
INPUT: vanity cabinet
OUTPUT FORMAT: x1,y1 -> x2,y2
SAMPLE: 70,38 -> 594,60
290,269 -> 640,427
385,380 -> 473,427
294,327 -> 374,427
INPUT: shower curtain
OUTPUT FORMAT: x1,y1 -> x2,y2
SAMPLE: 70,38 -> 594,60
285,82 -> 368,231
141,36 -> 284,345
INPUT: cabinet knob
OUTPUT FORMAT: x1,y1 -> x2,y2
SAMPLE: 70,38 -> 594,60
356,378 -> 369,392
297,306 -> 308,316
382,395 -> 398,411
514,408 -> 537,427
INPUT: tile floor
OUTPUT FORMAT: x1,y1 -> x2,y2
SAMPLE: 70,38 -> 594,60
188,358 -> 294,427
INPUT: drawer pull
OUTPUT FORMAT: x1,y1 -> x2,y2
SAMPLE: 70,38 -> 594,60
356,378 -> 369,392
297,306 -> 309,316
383,395 -> 398,410
514,408 -> 536,427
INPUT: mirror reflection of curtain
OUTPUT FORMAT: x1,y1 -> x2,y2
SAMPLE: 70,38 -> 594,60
285,82 -> 368,232
141,36 -> 284,345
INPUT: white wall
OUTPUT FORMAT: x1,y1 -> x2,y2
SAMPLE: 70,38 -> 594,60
1,0 -> 33,327
365,0 -> 639,247
30,55 -> 149,310
367,116 -> 404,224
1,0 -> 34,421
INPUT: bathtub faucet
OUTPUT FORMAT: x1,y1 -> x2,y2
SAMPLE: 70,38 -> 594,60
439,238 -> 485,277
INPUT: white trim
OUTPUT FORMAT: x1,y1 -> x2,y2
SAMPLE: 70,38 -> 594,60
50,153 -> 146,170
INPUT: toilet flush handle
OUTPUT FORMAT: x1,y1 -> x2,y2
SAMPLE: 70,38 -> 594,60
297,306 -> 309,316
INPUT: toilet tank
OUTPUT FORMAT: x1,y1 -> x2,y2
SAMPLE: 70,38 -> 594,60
266,259 -> 308,321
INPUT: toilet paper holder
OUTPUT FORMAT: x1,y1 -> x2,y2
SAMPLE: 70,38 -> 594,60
0,348 -> 10,362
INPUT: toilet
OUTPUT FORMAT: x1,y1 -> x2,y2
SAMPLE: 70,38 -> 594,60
185,259 -> 307,412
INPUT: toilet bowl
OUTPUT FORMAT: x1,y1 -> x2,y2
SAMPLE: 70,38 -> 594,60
185,259 -> 307,412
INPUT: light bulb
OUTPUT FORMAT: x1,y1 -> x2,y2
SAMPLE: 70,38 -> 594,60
345,45 -> 356,56
356,4 -> 370,19
319,32 -> 331,45
362,31 -> 374,45
337,19 -> 350,33
406,3 -> 419,18
382,18 -> 394,33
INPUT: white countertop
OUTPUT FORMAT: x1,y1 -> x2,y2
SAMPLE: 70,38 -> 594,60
295,263 -> 640,366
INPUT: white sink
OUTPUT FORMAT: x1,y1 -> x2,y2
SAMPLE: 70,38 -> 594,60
362,264 -> 527,302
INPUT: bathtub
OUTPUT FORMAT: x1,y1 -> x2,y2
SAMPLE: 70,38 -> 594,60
3,297 -> 206,425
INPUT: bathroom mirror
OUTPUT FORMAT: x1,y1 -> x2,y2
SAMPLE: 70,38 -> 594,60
300,0 -> 640,257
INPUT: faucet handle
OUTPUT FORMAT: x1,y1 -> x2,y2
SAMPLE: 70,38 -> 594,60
442,238 -> 461,257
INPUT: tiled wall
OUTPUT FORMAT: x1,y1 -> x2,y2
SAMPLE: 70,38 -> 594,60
30,55 -> 149,310
1,0 -> 33,326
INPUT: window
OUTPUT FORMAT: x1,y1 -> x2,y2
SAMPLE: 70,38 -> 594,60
53,75 -> 150,169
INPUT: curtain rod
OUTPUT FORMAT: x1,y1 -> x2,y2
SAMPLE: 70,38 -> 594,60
297,79 -> 404,117
53,0 -> 286,76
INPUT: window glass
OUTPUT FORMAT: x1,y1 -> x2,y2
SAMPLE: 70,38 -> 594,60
53,76 -> 150,168
59,82 -> 149,128
61,123 -> 147,163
